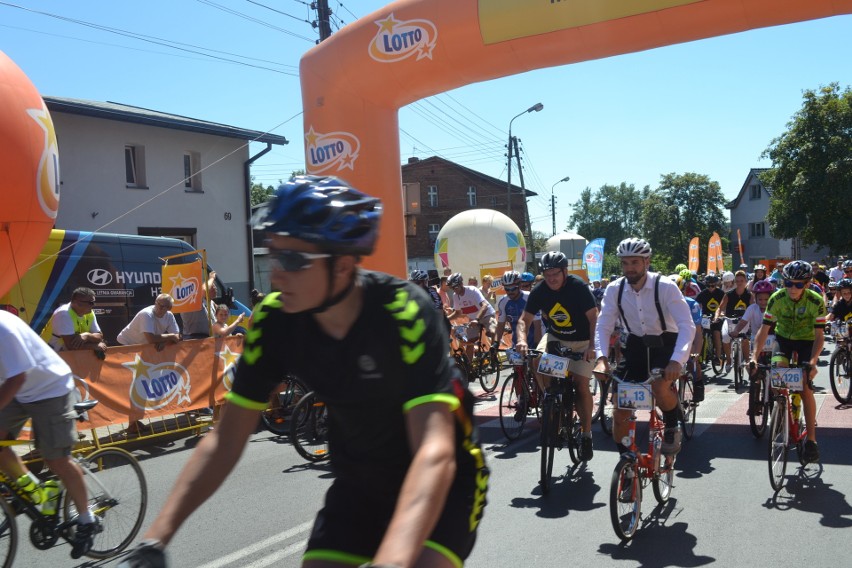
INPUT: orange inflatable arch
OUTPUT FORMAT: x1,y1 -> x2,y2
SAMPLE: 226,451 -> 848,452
300,0 -> 852,276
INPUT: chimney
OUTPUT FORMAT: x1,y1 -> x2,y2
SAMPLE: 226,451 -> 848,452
407,157 -> 420,164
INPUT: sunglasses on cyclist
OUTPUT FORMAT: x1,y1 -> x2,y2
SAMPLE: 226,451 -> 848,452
504,286 -> 520,293
783,280 -> 807,289
270,250 -> 331,272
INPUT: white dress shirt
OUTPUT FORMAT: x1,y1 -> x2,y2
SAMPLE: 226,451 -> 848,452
595,272 -> 696,367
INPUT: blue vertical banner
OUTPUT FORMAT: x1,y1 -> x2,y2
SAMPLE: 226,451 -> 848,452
582,238 -> 606,282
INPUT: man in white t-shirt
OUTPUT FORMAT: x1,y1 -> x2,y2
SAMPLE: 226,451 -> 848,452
117,294 -> 181,346
829,259 -> 845,283
447,273 -> 497,362
0,310 -> 96,559
48,287 -> 107,356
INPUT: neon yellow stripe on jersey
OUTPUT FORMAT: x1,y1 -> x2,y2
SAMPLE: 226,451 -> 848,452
302,549 -> 370,565
223,391 -> 268,411
403,393 -> 460,413
425,539 -> 463,568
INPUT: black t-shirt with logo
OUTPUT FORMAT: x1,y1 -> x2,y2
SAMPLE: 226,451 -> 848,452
832,299 -> 852,322
724,289 -> 752,318
524,274 -> 596,341
695,288 -> 724,316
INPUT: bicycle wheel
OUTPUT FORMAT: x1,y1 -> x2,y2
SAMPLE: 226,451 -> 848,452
590,377 -> 603,421
499,373 -> 528,441
610,457 -> 641,541
0,495 -> 18,568
539,398 -> 557,494
453,355 -> 471,388
829,349 -> 852,403
478,348 -> 500,393
567,405 -> 582,465
733,342 -> 743,390
748,371 -> 768,438
290,393 -> 331,462
652,443 -> 675,504
64,447 -> 147,559
260,377 -> 308,436
678,375 -> 697,440
767,397 -> 789,491
710,341 -> 723,376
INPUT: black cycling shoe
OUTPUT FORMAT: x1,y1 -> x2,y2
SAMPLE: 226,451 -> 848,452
70,521 -> 94,559
692,381 -> 705,403
118,540 -> 168,568
802,440 -> 820,464
580,436 -> 594,461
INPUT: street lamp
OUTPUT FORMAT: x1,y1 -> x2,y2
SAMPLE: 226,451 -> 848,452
507,102 -> 543,217
550,176 -> 570,236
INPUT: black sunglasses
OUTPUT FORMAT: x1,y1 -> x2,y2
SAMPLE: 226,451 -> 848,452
783,280 -> 807,289
504,286 -> 520,292
270,250 -> 331,272
76,299 -> 95,306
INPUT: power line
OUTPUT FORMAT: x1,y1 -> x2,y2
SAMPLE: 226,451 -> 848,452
197,0 -> 315,42
244,0 -> 310,24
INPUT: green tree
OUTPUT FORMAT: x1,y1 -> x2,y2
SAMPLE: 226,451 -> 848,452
250,179 -> 275,207
761,83 -> 852,254
641,172 -> 727,272
567,183 -> 647,247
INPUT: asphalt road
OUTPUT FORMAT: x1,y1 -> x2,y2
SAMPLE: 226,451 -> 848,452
15,343 -> 852,567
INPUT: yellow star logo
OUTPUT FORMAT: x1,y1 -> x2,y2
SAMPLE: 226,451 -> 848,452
305,126 -> 320,147
217,345 -> 241,370
122,354 -> 154,380
377,13 -> 400,33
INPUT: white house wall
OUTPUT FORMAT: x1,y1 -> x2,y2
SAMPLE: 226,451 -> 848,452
51,112 -> 251,300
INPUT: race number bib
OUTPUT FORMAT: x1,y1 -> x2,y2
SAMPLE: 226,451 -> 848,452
701,316 -> 712,330
538,353 -> 569,377
506,349 -> 524,365
617,383 -> 653,410
769,367 -> 804,392
762,334 -> 776,353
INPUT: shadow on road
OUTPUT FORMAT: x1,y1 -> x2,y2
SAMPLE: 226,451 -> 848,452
509,462 -> 605,519
763,466 -> 852,528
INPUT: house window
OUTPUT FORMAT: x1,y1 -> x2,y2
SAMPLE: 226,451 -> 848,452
427,185 -> 438,207
749,184 -> 761,200
467,186 -> 477,207
428,223 -> 440,246
125,145 -> 147,188
749,222 -> 766,238
183,152 -> 202,191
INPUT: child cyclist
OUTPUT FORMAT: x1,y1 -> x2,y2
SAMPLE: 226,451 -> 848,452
731,279 -> 776,368
119,176 -> 488,568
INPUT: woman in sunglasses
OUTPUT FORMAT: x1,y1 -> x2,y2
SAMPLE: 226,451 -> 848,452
121,176 -> 487,568
750,260 -> 827,464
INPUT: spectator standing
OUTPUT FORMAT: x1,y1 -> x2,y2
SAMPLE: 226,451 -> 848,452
180,271 -> 217,340
48,287 -> 107,357
212,304 -> 245,337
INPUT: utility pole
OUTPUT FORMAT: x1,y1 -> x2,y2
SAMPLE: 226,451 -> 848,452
551,193 -> 557,236
513,136 -> 535,269
506,135 -> 513,217
313,0 -> 333,42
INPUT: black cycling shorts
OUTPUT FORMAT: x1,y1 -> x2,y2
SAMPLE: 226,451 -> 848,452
303,471 -> 486,566
615,332 -> 678,382
772,336 -> 815,367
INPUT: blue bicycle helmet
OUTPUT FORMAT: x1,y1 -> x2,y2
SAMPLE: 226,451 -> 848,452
409,270 -> 429,282
782,260 -> 813,281
521,272 -> 535,282
254,176 -> 382,255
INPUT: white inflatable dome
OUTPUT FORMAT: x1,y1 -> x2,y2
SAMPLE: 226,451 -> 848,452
434,209 -> 526,281
545,230 -> 587,252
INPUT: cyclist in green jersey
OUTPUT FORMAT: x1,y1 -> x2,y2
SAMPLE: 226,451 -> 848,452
750,261 -> 826,463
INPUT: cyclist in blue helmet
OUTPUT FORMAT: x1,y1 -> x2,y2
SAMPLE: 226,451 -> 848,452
122,176 -> 487,568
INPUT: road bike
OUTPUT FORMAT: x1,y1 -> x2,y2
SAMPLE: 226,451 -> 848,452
289,392 -> 330,462
828,320 -> 852,404
537,345 -> 587,494
767,361 -> 813,491
747,334 -> 776,438
677,357 -> 700,440
700,316 -> 724,376
260,375 -> 308,436
0,400 -> 147,567
607,370 -> 676,541
498,348 -> 543,441
451,322 -> 501,393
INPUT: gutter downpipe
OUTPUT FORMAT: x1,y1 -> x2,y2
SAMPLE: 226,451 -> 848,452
244,142 -> 273,294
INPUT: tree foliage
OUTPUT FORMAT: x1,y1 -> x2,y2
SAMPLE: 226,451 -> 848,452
250,180 -> 275,207
641,172 -> 727,271
761,83 -> 852,254
567,183 -> 648,246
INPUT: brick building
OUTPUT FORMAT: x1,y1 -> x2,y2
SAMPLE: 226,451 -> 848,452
401,156 -> 535,271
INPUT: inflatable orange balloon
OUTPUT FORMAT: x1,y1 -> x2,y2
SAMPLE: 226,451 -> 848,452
0,51 -> 60,299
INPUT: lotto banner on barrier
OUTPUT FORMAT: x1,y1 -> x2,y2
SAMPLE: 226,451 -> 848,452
58,336 -> 243,429
162,260 -> 204,314
582,238 -> 605,283
688,237 -> 699,273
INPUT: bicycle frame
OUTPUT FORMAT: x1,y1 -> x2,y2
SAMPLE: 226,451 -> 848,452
616,380 -> 667,480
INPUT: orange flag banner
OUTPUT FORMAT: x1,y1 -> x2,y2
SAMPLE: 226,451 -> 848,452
688,237 -> 699,273
737,229 -> 745,267
58,337 -> 242,429
711,232 -> 724,274
162,260 -> 203,314
707,238 -> 717,274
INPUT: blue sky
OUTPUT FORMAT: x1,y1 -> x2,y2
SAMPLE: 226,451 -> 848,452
2,1 -> 850,236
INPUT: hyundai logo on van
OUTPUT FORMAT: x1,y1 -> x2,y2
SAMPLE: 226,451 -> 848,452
87,269 -> 113,286
124,354 -> 192,410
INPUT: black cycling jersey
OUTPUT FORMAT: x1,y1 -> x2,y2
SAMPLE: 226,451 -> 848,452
724,289 -> 752,318
229,270 -> 485,487
832,299 -> 852,322
695,287 -> 724,317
